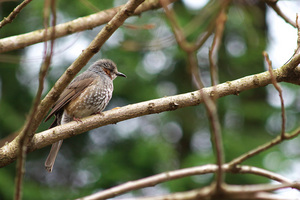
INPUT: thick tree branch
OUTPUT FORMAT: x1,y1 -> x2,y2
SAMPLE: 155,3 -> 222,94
0,0 -> 175,53
2,52 -> 300,167
1,52 -> 300,167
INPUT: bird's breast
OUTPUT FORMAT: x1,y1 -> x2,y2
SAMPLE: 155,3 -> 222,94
65,79 -> 113,118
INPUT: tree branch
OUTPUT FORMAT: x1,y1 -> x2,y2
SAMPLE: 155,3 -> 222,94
1,51 -> 300,167
135,184 -> 299,200
0,0 -> 32,29
132,182 -> 300,200
225,54 -> 300,168
3,56 -> 300,167
209,7 -> 227,86
228,127 -> 300,168
0,0 -> 176,53
14,1 -> 56,199
264,52 -> 286,138
265,0 -> 297,28
77,164 -> 296,200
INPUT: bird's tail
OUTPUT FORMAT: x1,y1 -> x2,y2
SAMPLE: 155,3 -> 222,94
45,112 -> 63,172
44,140 -> 63,172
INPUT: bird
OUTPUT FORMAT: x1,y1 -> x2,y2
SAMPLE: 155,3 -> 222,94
44,59 -> 126,172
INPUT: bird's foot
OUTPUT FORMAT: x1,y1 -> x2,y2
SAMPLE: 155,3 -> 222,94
73,117 -> 83,123
112,107 -> 121,110
95,111 -> 104,116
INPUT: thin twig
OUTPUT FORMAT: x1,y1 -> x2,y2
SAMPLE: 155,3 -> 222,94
283,14 -> 300,66
202,91 -> 224,191
189,51 -> 224,188
209,8 -> 227,86
208,48 -> 217,86
160,0 -> 205,87
227,42 -> 300,169
188,53 -> 204,89
228,127 -> 300,167
194,27 -> 214,51
188,1 -> 230,191
79,0 -> 100,12
192,36 -> 225,190
14,141 -> 25,200
290,14 -> 300,62
264,51 -> 286,138
265,0 -> 297,28
193,1 -> 230,53
160,0 -> 226,189
0,0 -> 32,28
296,14 -> 300,54
14,1 -> 56,200
159,0 -> 191,52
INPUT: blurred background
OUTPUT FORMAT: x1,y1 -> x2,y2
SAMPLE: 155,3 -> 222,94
1,0 -> 300,199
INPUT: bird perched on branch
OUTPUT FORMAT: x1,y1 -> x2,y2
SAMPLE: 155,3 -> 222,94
44,59 -> 126,172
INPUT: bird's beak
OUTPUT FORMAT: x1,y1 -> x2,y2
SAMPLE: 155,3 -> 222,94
116,71 -> 126,78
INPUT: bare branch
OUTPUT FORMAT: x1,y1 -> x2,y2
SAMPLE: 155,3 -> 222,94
296,14 -> 300,56
209,7 -> 227,86
227,52 -> 299,168
134,182 -> 299,200
183,1 -> 229,191
283,14 -> 300,68
264,51 -> 286,138
0,0 -> 32,28
14,1 -> 57,199
1,51 -> 300,167
160,0 -> 205,87
200,2 -> 230,190
265,0 -> 297,28
279,52 -> 300,76
159,0 -> 190,51
202,91 -> 224,191
77,164 -> 295,200
0,0 -> 176,53
228,127 -> 300,167
0,65 -> 288,167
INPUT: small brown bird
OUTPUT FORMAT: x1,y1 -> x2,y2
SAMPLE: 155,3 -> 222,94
44,59 -> 126,172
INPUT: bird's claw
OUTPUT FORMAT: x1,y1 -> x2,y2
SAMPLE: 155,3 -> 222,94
95,111 -> 104,116
73,117 -> 83,122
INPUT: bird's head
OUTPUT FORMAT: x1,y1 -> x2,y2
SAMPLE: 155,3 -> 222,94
88,59 -> 126,80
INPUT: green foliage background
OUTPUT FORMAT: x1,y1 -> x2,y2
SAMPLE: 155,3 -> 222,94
0,0 -> 300,199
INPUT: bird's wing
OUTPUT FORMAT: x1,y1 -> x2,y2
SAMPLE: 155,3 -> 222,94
44,76 -> 95,122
